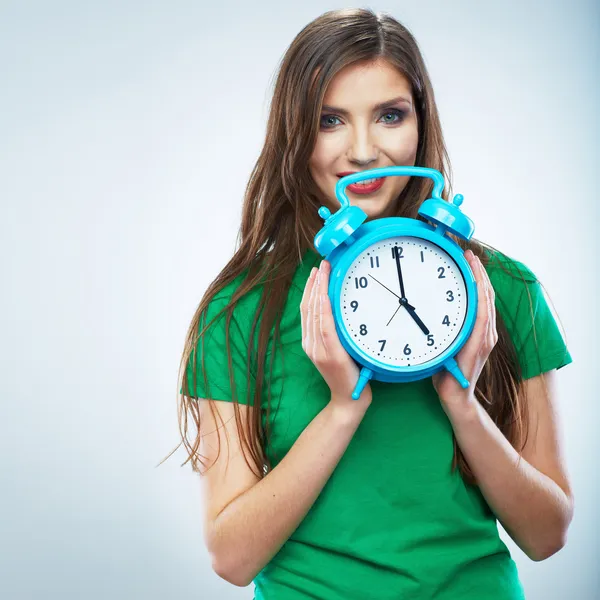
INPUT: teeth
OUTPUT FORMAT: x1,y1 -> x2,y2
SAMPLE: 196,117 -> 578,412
354,178 -> 378,185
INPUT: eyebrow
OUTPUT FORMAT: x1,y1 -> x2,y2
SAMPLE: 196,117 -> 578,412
321,95 -> 412,115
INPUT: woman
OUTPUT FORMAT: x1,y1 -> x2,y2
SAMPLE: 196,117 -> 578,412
173,8 -> 574,599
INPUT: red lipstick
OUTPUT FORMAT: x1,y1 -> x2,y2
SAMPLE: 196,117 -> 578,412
337,171 -> 386,195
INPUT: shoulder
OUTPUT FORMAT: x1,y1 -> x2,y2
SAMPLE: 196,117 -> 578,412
481,248 -> 569,369
204,270 -> 265,327
483,247 -> 538,286
203,249 -> 317,333
481,247 -> 542,330
482,248 -> 572,378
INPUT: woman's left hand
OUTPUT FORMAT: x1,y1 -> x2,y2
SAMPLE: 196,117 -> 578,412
431,249 -> 497,417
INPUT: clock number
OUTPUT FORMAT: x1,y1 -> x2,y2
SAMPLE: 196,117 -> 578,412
437,266 -> 446,279
355,277 -> 368,289
427,334 -> 435,346
446,290 -> 454,302
359,324 -> 368,335
420,250 -> 424,263
350,300 -> 359,312
369,256 -> 380,268
378,339 -> 386,352
403,343 -> 412,356
392,246 -> 404,259
442,315 -> 450,326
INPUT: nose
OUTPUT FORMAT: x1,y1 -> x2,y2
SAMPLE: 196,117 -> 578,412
347,123 -> 378,167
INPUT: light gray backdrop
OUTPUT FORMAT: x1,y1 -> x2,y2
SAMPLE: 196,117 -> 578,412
1,1 -> 598,598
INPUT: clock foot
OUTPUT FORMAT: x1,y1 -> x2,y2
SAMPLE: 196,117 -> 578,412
444,357 -> 470,389
352,367 -> 374,400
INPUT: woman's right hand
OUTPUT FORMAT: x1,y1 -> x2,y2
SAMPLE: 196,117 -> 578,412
300,258 -> 372,414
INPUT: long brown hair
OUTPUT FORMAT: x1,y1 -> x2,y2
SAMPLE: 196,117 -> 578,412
161,8 -> 558,486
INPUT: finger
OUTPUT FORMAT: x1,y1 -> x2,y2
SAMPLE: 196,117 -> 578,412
301,266 -> 318,335
479,259 -> 497,345
480,258 -> 493,346
301,267 -> 318,305
464,251 -> 488,360
318,261 -> 331,351
475,256 -> 496,350
310,263 -> 322,353
476,257 -> 490,347
305,267 -> 318,352
475,256 -> 495,347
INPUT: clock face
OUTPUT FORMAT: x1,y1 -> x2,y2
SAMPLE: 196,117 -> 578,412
339,236 -> 468,367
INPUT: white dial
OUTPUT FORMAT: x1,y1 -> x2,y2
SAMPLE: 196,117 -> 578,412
339,236 -> 468,367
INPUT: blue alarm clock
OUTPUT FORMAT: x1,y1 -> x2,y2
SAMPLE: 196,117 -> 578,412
314,166 -> 478,400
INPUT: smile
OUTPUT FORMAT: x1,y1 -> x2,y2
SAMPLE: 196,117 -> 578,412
338,176 -> 386,195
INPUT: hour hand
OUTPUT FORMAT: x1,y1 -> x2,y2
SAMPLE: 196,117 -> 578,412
404,301 -> 430,335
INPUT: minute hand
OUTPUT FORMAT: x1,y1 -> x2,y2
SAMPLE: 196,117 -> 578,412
394,245 -> 406,299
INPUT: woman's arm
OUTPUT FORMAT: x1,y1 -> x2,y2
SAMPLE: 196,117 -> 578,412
445,369 -> 574,561
431,250 -> 573,561
208,259 -> 374,586
208,397 -> 368,587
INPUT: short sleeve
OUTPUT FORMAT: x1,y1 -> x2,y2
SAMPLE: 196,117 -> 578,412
181,294 -> 258,405
487,252 -> 573,381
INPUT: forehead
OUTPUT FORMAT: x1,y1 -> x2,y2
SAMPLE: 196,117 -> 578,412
323,59 -> 413,105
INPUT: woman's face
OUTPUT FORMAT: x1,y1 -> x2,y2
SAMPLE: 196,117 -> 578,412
308,58 -> 419,221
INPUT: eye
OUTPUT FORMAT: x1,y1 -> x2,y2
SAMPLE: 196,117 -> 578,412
319,109 -> 407,130
320,114 -> 342,129
379,109 -> 406,124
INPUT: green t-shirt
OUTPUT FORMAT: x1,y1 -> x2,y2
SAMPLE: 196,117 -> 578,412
187,247 -> 572,600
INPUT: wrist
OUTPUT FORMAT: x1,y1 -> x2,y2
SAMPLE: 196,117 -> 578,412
443,396 -> 482,429
328,395 -> 371,426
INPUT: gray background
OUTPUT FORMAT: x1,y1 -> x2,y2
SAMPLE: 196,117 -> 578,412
1,1 -> 598,598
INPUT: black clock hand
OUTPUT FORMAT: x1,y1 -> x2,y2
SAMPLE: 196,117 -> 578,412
370,251 -> 429,333
368,274 -> 404,327
368,274 -> 401,300
394,245 -> 406,299
404,301 -> 430,335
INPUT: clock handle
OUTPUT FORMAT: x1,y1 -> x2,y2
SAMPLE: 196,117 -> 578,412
444,357 -> 470,389
352,367 -> 374,400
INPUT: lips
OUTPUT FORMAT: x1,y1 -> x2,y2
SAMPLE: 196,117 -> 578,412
337,171 -> 386,194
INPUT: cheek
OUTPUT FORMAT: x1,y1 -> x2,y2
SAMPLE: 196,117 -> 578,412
382,127 -> 419,163
308,144 -> 326,175
310,135 -> 345,172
